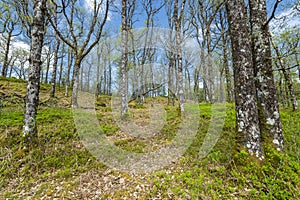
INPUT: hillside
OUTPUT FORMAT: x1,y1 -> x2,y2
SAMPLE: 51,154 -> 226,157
0,77 -> 299,199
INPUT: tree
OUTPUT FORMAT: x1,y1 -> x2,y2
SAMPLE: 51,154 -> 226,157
120,0 -> 129,115
218,9 -> 233,103
48,0 -> 110,108
23,0 -> 47,145
271,36 -> 299,111
65,46 -> 74,97
226,0 -> 263,159
0,4 -> 22,77
249,0 -> 284,149
50,9 -> 61,97
174,0 -> 186,113
188,0 -> 223,103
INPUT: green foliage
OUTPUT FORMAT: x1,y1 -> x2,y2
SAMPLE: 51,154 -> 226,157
0,78 -> 299,199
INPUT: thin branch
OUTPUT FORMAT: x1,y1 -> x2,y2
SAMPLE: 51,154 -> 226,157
264,0 -> 282,27
274,64 -> 299,72
128,82 -> 167,103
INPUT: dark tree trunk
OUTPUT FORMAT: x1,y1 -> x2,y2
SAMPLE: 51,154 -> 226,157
44,50 -> 51,84
226,0 -> 263,159
249,0 -> 284,150
23,0 -> 47,145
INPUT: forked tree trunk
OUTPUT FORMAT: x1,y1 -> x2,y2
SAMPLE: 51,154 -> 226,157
23,0 -> 47,144
226,0 -> 263,159
249,0 -> 284,149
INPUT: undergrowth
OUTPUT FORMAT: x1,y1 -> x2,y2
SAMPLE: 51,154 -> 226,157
0,77 -> 299,199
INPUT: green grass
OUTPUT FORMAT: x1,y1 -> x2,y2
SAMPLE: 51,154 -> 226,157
0,77 -> 299,199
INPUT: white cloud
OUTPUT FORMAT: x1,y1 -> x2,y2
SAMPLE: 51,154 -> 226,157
12,40 -> 30,51
84,0 -> 111,20
270,4 -> 300,34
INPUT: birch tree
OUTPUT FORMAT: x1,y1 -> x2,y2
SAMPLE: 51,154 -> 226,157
0,4 -> 22,77
50,10 -> 60,97
23,0 -> 47,144
48,0 -> 109,108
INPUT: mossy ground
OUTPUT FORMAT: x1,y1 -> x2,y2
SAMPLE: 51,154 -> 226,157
0,77 -> 299,199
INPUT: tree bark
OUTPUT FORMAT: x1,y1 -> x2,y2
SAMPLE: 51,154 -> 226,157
121,0 -> 129,115
226,0 -> 263,159
72,59 -> 81,108
174,0 -> 186,114
249,0 -> 284,150
44,50 -> 51,84
65,47 -> 73,97
2,29 -> 12,77
58,43 -> 64,90
50,31 -> 60,97
23,0 -> 46,145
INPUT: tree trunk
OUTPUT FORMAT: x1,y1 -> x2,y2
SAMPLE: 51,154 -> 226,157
207,33 -> 215,103
72,59 -> 81,108
44,50 -> 51,84
226,0 -> 263,159
23,0 -> 47,145
2,30 -> 13,77
174,0 -> 186,114
108,55 -> 112,95
278,74 -> 286,107
121,0 -> 128,115
50,35 -> 61,97
249,0 -> 284,150
168,56 -> 175,106
220,11 -> 233,102
58,54 -> 63,90
65,47 -> 73,97
103,57 -> 107,95
58,43 -> 64,90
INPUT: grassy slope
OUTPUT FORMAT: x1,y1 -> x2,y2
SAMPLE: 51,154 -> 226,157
0,77 -> 299,199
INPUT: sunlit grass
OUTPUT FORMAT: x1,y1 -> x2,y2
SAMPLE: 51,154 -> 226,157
0,77 -> 299,199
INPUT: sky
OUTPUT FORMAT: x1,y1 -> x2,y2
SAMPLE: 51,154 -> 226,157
3,0 -> 300,78
269,1 -> 300,34
7,0 -> 300,50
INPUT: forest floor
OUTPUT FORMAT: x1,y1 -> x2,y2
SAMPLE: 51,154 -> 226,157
0,76 -> 299,199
